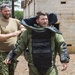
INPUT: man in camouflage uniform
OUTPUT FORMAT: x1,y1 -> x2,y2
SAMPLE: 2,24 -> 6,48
5,11 -> 69,75
0,4 -> 25,75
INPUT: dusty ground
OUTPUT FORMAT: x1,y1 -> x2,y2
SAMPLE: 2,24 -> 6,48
14,54 -> 75,75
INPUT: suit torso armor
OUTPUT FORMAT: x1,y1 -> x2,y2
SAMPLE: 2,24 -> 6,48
32,29 -> 52,74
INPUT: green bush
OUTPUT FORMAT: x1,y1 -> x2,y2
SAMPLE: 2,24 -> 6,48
14,11 -> 23,21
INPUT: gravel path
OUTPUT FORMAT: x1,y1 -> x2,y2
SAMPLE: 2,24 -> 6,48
14,54 -> 75,75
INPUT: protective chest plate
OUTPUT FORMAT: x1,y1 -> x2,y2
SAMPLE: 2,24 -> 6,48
32,29 -> 52,74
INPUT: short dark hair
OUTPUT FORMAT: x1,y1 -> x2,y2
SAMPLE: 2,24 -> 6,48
36,11 -> 48,19
0,4 -> 10,10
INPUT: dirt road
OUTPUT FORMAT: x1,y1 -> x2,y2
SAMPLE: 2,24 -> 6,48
14,54 -> 75,75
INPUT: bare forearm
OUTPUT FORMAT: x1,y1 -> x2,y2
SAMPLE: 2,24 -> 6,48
0,33 -> 14,41
0,31 -> 21,41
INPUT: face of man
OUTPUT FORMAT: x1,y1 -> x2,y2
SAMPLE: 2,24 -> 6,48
36,15 -> 48,27
1,6 -> 11,19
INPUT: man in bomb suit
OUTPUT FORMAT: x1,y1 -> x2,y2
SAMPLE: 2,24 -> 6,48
5,11 -> 70,75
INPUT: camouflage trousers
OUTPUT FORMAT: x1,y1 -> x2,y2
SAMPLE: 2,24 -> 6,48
0,52 -> 18,75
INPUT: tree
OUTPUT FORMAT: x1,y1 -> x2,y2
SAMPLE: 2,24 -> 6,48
0,0 -> 17,2
14,11 -> 23,21
0,0 -> 17,4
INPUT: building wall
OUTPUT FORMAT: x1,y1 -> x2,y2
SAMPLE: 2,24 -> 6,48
23,1 -> 35,18
22,0 -> 75,53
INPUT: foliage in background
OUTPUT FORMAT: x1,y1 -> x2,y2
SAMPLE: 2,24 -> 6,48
0,0 -> 17,4
0,0 -> 17,2
14,11 -> 23,21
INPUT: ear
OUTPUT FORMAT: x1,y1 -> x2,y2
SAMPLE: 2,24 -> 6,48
0,10 -> 1,13
36,19 -> 39,24
0,10 -> 2,14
